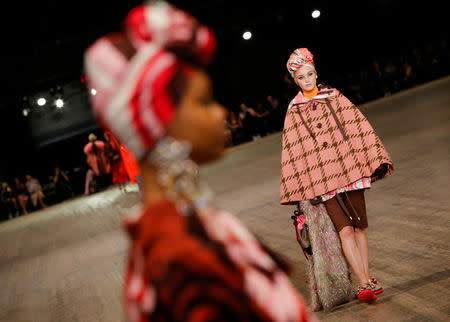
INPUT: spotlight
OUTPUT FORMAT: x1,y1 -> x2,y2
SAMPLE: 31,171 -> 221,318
312,10 -> 321,19
90,88 -> 97,96
37,97 -> 46,106
242,31 -> 252,40
23,109 -> 29,117
55,98 -> 64,108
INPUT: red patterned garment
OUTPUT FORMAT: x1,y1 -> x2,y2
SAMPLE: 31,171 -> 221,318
104,132 -> 129,184
123,200 -> 313,322
120,144 -> 140,185
280,87 -> 394,205
111,159 -> 128,184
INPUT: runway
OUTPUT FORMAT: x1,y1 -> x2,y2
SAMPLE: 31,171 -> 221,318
1,76 -> 449,321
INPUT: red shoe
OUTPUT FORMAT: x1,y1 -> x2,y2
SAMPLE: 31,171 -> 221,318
357,284 -> 377,303
370,277 -> 384,294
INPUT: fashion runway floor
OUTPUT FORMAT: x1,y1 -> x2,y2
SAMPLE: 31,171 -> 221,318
1,76 -> 449,322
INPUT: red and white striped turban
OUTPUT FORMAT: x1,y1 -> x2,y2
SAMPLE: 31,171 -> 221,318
286,48 -> 315,78
84,2 -> 216,159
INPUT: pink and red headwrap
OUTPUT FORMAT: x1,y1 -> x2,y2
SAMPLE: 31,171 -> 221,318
84,2 -> 216,159
286,48 -> 315,78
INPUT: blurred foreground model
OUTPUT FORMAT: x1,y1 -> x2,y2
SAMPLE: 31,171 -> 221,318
85,2 -> 315,321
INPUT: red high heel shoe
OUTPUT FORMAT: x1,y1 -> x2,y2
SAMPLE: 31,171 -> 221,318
357,284 -> 377,303
370,277 -> 384,294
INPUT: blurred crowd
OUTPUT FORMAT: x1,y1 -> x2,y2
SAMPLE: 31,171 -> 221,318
341,39 -> 450,104
0,168 -> 73,220
0,132 -> 138,221
1,40 -> 448,218
224,39 -> 450,146
224,97 -> 285,147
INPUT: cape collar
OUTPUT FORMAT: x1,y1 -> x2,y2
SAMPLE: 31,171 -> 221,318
288,86 -> 338,109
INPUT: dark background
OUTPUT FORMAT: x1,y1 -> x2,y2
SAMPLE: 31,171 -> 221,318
0,0 -> 447,186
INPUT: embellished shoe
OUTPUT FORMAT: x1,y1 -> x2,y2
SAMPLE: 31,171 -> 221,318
369,277 -> 384,294
357,284 -> 377,303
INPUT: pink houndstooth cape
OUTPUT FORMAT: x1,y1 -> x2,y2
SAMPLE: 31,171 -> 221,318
280,87 -> 394,205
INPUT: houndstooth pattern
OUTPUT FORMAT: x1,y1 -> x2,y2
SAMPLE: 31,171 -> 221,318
280,91 -> 394,204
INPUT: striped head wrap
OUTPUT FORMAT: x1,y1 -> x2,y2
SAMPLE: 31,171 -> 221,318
286,48 -> 315,78
84,2 -> 216,159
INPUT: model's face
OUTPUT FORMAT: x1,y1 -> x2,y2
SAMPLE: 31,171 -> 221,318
25,175 -> 32,181
294,66 -> 317,92
167,69 -> 227,164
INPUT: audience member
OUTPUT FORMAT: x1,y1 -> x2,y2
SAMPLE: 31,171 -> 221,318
255,102 -> 270,136
1,182 -> 19,218
239,103 -> 268,140
265,95 -> 285,132
0,39 -> 447,215
14,177 -> 29,215
227,110 -> 246,145
25,174 -> 46,209
53,166 -> 73,202
383,59 -> 399,95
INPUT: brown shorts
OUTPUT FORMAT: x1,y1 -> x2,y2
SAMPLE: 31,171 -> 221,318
324,190 -> 368,232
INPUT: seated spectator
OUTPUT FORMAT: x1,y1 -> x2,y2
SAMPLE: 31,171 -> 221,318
265,95 -> 285,132
1,182 -> 19,218
255,102 -> 270,137
13,177 -> 29,215
223,117 -> 233,148
367,60 -> 385,99
411,48 -> 427,84
53,166 -> 73,202
398,55 -> 415,90
345,72 -> 363,104
227,110 -> 246,145
384,59 -> 400,94
436,39 -> 450,77
25,174 -> 46,209
423,43 -> 440,81
239,103 -> 268,140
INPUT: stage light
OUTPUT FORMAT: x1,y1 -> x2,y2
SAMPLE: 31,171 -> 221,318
243,31 -> 252,40
23,109 -> 29,117
37,97 -> 46,106
55,98 -> 64,108
90,88 -> 97,96
312,10 -> 321,18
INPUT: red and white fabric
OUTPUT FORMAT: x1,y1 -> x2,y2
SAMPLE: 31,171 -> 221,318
84,2 -> 216,160
286,48 -> 315,77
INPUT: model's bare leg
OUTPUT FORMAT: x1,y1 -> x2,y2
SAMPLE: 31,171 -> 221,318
354,228 -> 370,282
339,226 -> 370,285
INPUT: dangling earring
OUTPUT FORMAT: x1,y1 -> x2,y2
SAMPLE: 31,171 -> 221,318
147,137 -> 213,212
